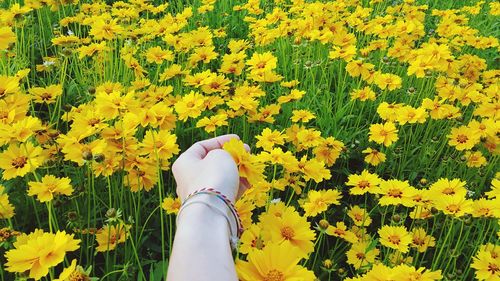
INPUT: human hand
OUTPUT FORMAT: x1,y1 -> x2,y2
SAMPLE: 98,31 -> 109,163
172,134 -> 250,203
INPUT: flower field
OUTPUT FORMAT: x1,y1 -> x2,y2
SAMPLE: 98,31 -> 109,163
0,0 -> 499,280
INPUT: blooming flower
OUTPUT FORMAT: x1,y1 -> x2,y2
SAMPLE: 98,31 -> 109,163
378,225 -> 412,253
27,175 -> 73,203
5,229 -> 80,280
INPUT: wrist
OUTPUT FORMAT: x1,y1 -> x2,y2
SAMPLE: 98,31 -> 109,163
176,191 -> 241,249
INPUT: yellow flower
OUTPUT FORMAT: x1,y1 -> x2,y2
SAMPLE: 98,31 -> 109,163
5,229 -> 80,280
161,196 -> 181,215
0,27 -> 16,50
255,128 -> 287,152
139,129 -> 180,160
428,178 -> 468,198
0,142 -> 44,180
261,207 -> 316,258
326,221 -> 359,243
447,126 -> 481,151
374,73 -> 402,91
53,259 -> 92,281
410,227 -> 436,253
346,241 -> 380,269
239,224 -> 265,254
95,223 -> 131,252
485,178 -> 500,199
296,155 -> 331,183
377,179 -> 417,207
378,225 -> 412,253
28,175 -> 73,203
174,91 -> 206,121
369,122 -> 399,147
145,46 -> 174,64
0,75 -> 21,98
236,242 -> 315,281
89,19 -> 123,40
362,147 -> 386,166
392,265 -> 443,281
313,136 -> 344,166
464,150 -> 487,168
291,109 -> 316,123
347,170 -> 382,195
223,138 -> 265,186
471,247 -> 500,281
347,205 -> 372,227
471,198 -> 500,218
301,189 -> 342,217
246,51 -> 278,73
0,185 -> 15,219
434,195 -> 473,217
350,87 -> 376,101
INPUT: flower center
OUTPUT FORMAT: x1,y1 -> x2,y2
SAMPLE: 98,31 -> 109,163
358,180 -> 370,189
488,263 -> 499,274
388,189 -> 403,198
280,226 -> 295,240
264,269 -> 285,281
11,156 -> 28,169
456,134 -> 468,143
388,235 -> 401,245
442,187 -> 455,195
356,252 -> 366,260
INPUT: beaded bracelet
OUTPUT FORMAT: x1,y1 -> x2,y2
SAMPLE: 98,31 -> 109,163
177,188 -> 243,249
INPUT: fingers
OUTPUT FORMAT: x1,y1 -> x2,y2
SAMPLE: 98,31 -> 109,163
183,134 -> 240,160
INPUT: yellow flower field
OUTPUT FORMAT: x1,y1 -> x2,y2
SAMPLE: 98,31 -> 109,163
0,0 -> 499,280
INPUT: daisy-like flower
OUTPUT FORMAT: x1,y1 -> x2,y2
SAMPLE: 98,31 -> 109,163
0,142 -> 44,180
377,179 -> 417,207
291,109 -> 316,123
471,246 -> 500,281
392,265 -> 442,281
346,170 -> 382,195
174,91 -> 206,121
0,27 -> 16,50
464,150 -> 487,168
410,227 -> 436,253
261,207 -> 316,258
326,221 -> 359,243
313,136 -> 344,166
95,223 -> 131,252
53,259 -> 92,281
347,205 -> 372,227
27,175 -> 73,203
29,84 -> 63,104
369,122 -> 399,147
5,229 -> 80,280
161,196 -> 181,215
362,147 -> 386,166
236,241 -> 316,281
346,241 -> 380,269
428,178 -> 468,198
255,128 -> 287,152
447,126 -> 481,151
378,225 -> 412,253
0,185 -> 15,219
301,189 -> 342,217
434,194 -> 473,217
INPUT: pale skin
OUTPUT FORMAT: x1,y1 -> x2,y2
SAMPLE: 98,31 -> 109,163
167,134 -> 250,281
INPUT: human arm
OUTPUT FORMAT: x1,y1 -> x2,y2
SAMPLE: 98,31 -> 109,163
166,134 -> 249,281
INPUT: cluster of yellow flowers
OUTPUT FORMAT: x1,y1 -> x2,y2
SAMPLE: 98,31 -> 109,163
0,0 -> 498,280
